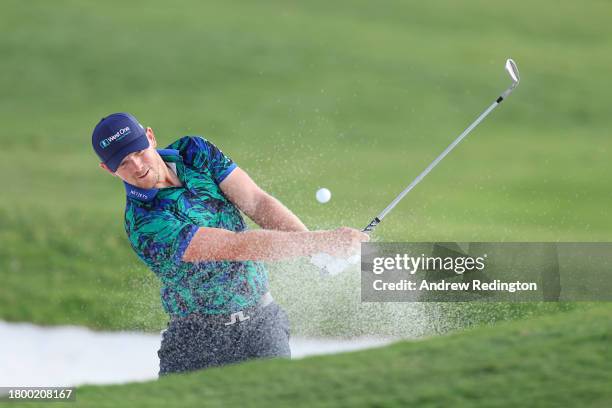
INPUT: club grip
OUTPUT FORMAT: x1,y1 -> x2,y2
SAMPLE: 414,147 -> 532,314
362,217 -> 381,233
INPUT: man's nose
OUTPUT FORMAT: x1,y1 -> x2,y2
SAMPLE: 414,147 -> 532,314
126,157 -> 144,172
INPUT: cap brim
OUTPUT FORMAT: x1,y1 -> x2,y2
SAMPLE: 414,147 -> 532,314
105,136 -> 150,172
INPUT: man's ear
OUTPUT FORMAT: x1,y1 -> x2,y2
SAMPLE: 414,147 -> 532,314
146,127 -> 157,148
99,162 -> 116,176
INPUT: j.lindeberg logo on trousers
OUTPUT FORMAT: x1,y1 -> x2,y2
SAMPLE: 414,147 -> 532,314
100,126 -> 131,148
224,311 -> 250,326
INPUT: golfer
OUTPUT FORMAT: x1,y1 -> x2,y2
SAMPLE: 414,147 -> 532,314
92,112 -> 367,375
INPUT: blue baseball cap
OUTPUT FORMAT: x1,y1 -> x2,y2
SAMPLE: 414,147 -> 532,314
92,112 -> 150,172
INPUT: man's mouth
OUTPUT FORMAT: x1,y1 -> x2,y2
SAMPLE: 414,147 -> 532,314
137,169 -> 150,179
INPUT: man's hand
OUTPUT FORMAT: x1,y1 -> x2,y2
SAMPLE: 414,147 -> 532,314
321,227 -> 370,258
310,228 -> 368,276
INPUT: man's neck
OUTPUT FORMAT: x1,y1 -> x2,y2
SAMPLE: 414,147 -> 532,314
154,161 -> 183,189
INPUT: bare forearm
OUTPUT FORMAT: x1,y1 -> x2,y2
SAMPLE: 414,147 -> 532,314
250,194 -> 308,232
183,228 -> 332,262
232,230 -> 328,260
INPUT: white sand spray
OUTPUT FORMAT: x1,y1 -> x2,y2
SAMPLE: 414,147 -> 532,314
268,253 -> 436,339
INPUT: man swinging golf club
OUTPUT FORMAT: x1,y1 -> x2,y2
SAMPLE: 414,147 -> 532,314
92,112 -> 368,375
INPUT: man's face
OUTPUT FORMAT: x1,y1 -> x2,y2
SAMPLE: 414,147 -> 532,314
100,127 -> 162,189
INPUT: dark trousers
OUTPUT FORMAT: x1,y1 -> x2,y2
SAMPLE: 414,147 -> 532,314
158,302 -> 291,376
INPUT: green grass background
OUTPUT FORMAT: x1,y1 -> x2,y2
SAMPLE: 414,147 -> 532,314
1,0 -> 611,333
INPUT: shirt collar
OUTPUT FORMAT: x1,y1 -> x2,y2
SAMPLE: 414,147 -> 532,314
124,149 -> 181,202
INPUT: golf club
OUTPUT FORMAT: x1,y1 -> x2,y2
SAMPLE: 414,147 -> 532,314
313,59 -> 520,275
362,58 -> 520,233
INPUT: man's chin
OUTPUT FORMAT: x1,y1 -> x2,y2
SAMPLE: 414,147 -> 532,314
130,175 -> 156,189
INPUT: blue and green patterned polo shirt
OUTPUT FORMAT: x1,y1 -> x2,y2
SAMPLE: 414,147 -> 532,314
124,136 -> 269,317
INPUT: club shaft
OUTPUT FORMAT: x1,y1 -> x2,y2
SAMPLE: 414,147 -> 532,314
362,87 -> 514,233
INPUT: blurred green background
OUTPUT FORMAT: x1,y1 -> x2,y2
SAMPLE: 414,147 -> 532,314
1,0 -> 611,334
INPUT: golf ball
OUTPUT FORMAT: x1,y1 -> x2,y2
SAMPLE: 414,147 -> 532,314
316,188 -> 331,203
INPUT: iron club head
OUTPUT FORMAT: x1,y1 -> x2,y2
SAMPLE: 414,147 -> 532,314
505,59 -> 520,86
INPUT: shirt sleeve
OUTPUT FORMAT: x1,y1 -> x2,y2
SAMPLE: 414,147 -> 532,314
126,208 -> 199,271
183,136 -> 237,184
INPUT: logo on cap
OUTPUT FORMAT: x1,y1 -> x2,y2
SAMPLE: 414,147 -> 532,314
100,126 -> 132,149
